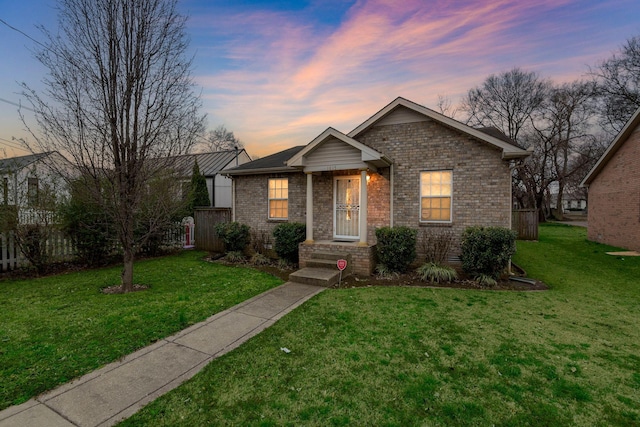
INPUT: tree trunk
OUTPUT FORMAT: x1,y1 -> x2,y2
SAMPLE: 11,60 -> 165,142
555,182 -> 565,221
121,247 -> 134,292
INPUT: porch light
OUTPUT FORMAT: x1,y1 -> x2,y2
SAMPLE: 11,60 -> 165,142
366,173 -> 371,183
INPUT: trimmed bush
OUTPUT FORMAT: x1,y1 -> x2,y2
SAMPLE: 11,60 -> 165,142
460,226 -> 517,280
273,222 -> 306,264
215,222 -> 250,253
375,226 -> 417,273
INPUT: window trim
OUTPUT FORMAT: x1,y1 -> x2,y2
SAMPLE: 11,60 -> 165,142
268,178 -> 289,220
419,170 -> 453,223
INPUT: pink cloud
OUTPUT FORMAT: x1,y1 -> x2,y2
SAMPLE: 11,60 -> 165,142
191,0 -> 634,157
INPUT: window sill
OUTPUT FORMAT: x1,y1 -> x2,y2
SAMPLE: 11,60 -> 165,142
418,222 -> 453,228
267,219 -> 289,223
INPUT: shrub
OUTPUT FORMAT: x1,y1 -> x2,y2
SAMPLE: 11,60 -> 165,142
249,229 -> 272,256
15,224 -> 49,273
420,228 -> 454,264
215,222 -> 250,253
250,253 -> 271,266
273,222 -> 306,264
460,226 -> 517,280
417,262 -> 458,283
375,263 -> 400,280
375,226 -> 417,273
224,250 -> 246,263
59,181 -> 115,266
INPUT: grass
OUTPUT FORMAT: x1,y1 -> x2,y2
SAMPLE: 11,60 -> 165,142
0,250 -> 283,410
120,224 -> 640,426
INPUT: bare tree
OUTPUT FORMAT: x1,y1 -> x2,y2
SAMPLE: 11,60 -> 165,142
201,125 -> 243,152
20,0 -> 205,292
531,80 -> 598,219
435,94 -> 459,119
590,35 -> 640,134
462,67 -> 550,142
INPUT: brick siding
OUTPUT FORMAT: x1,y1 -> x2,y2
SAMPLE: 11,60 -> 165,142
587,125 -> 640,252
233,118 -> 513,272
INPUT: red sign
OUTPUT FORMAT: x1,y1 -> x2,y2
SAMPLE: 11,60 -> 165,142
337,259 -> 347,271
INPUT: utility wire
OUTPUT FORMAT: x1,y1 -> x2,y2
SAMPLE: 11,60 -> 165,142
0,17 -> 47,50
0,97 -> 35,113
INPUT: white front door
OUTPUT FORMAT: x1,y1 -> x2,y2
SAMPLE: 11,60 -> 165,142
334,176 -> 360,240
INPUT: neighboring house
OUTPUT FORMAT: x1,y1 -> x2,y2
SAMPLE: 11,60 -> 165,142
581,105 -> 640,252
168,149 -> 251,208
226,97 -> 530,275
0,151 -> 72,224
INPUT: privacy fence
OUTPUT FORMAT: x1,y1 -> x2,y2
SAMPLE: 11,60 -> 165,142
512,209 -> 539,241
194,208 -> 231,253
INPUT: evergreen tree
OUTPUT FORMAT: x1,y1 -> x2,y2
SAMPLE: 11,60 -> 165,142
189,159 -> 210,214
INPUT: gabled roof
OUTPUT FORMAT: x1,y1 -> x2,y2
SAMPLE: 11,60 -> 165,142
168,150 -> 248,177
286,127 -> 392,172
348,97 -> 530,160
0,152 -> 57,174
225,146 -> 305,175
581,105 -> 640,186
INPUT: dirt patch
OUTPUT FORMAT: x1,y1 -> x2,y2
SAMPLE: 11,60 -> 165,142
101,284 -> 150,294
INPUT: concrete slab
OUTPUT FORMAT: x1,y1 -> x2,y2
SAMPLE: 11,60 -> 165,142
43,342 -> 209,427
171,311 -> 267,355
0,402 -> 73,427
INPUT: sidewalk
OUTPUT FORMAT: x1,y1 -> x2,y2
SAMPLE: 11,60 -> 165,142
0,282 -> 325,427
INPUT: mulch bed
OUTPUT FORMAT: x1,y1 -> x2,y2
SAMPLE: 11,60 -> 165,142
212,257 -> 548,291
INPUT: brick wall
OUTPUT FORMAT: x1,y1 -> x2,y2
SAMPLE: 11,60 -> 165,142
233,172 -> 306,236
358,119 -> 512,256
587,125 -> 640,252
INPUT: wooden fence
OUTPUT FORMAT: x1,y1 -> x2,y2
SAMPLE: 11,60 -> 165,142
512,209 -> 538,241
1,229 -> 75,271
0,222 -> 190,272
194,208 -> 231,252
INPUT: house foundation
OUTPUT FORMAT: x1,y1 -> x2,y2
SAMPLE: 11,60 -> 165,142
299,240 -> 376,276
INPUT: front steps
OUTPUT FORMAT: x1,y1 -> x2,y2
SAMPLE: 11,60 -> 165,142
289,251 -> 352,287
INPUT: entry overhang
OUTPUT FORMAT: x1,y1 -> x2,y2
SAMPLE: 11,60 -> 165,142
286,127 -> 392,173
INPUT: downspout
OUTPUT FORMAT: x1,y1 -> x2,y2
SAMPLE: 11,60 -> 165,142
231,177 -> 236,222
390,163 -> 394,227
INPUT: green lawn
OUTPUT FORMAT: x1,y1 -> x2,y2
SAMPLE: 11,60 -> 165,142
0,250 -> 283,410
121,224 -> 640,426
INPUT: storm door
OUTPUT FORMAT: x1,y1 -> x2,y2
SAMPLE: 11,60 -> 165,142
334,176 -> 360,240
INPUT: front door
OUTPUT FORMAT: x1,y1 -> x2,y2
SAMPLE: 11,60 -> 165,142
334,176 -> 360,240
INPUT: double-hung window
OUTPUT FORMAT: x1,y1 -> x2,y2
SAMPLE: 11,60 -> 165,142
268,178 -> 288,219
420,171 -> 452,222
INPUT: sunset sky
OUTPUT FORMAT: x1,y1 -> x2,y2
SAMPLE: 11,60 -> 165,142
0,0 -> 638,158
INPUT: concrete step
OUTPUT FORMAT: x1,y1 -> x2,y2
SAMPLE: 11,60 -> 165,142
289,267 -> 342,287
306,258 -> 353,274
310,251 -> 351,261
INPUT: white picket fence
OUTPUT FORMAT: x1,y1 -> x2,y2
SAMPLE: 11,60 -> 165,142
0,222 -> 193,272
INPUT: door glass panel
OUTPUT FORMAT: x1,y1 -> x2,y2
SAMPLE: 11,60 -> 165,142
335,177 -> 360,239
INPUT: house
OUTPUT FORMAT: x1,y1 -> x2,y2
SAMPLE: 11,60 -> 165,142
168,149 -> 250,208
0,151 -> 72,225
226,97 -> 530,275
580,105 -> 640,252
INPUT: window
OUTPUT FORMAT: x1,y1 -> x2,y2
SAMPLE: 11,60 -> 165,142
420,171 -> 452,222
28,178 -> 39,206
268,178 -> 288,219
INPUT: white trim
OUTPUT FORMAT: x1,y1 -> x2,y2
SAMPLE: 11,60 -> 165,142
581,105 -> 640,186
267,178 -> 289,220
333,175 -> 361,241
419,170 -> 453,224
287,127 -> 392,171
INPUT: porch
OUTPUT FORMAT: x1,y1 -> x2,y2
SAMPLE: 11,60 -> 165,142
298,240 -> 377,277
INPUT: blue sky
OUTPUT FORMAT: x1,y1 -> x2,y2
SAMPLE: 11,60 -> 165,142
1,0 -> 638,158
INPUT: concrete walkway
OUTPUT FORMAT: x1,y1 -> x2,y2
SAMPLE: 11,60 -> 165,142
0,282 -> 325,427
